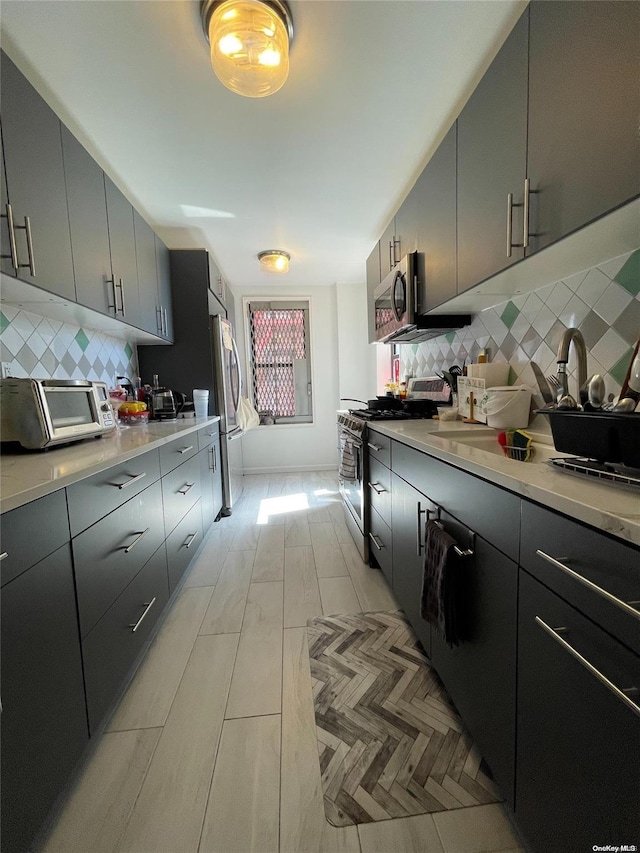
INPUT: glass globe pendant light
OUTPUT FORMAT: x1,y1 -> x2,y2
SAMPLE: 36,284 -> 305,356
201,0 -> 293,98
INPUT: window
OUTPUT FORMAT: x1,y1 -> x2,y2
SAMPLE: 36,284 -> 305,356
246,300 -> 313,424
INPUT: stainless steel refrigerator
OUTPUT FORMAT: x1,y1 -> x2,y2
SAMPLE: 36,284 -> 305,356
210,314 -> 244,513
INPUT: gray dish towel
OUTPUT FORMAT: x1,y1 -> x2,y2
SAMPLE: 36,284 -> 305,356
338,434 -> 357,481
420,519 -> 461,646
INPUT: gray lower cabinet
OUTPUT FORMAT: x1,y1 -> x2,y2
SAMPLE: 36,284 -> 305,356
516,570 -> 640,852
166,499 -> 203,592
82,544 -> 169,733
73,479 -> 165,638
368,505 -> 392,588
199,439 -> 223,531
159,434 -> 200,476
1,543 -> 88,853
162,454 -> 202,536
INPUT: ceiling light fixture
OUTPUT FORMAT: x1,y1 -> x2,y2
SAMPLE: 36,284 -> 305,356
200,0 -> 293,98
258,250 -> 290,273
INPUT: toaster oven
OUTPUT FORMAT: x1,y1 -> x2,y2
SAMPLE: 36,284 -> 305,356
0,378 -> 115,449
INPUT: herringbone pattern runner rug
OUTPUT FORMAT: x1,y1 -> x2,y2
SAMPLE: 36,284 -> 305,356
307,611 -> 502,827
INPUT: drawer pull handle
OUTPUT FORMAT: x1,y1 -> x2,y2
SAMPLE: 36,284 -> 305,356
367,442 -> 383,452
123,527 -> 150,554
178,445 -> 194,455
535,616 -> 640,718
184,532 -> 198,550
210,445 -> 217,472
116,471 -> 146,490
130,598 -> 157,633
0,552 -> 8,562
369,533 -> 384,551
368,482 -> 386,495
536,550 -> 640,621
178,482 -> 195,495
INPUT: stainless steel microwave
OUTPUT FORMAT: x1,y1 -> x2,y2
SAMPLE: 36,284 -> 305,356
0,378 -> 115,449
373,253 -> 417,343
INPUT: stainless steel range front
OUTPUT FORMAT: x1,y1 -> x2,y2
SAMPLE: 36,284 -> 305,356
337,412 -> 368,561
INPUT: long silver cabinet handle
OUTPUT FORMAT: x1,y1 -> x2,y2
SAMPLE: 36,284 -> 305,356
2,203 -> 19,269
178,482 -> 195,495
178,445 -> 194,455
210,445 -> 217,472
156,305 -> 163,334
523,177 -> 530,249
23,216 -> 36,275
416,501 -> 427,557
163,307 -> 168,336
0,551 -> 8,561
506,192 -> 524,258
184,532 -> 198,550
535,616 -> 640,718
117,278 -> 126,316
116,471 -> 146,490
107,275 -> 118,313
367,442 -> 383,452
369,533 -> 384,551
536,550 -> 640,621
129,597 -> 157,633
368,481 -> 386,495
123,527 -> 150,554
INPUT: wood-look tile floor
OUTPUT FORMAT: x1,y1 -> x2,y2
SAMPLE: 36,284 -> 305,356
42,471 -> 525,853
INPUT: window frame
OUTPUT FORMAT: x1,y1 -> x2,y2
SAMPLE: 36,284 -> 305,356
242,296 -> 315,426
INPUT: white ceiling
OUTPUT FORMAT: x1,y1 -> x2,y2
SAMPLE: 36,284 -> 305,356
0,0 -> 526,289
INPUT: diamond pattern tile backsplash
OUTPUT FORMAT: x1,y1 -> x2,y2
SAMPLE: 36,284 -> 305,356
0,304 -> 138,388
398,248 -> 639,426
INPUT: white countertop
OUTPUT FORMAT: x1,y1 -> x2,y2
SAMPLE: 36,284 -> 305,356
0,417 -> 221,515
367,419 -> 640,548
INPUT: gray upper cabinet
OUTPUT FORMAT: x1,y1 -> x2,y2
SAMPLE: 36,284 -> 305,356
456,9 -> 529,294
414,124 -> 457,311
61,125 -> 113,314
134,209 -> 160,335
526,0 -> 640,252
365,241 -> 381,343
0,50 -> 75,300
394,190 -> 417,261
379,217 -> 398,281
156,234 -> 174,341
104,175 -> 141,329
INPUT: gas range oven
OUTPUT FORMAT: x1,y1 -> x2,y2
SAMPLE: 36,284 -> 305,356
337,408 -> 434,563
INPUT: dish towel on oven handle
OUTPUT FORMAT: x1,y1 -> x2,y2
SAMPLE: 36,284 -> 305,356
338,433 -> 357,481
420,519 -> 461,646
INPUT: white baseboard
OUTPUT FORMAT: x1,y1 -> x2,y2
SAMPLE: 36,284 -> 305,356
243,464 -> 338,475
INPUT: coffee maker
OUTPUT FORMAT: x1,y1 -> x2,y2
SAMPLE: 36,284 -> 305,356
150,388 -> 186,420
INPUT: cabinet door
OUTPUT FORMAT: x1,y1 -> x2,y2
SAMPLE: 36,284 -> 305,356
527,1 -> 640,252
516,570 -> 640,852
199,446 -> 215,531
394,188 -> 417,260
390,473 -> 431,658
456,9 -> 528,293
429,511 -> 517,808
155,234 -> 174,341
61,125 -> 113,315
134,210 -> 160,335
1,544 -> 88,853
0,128 -> 13,278
166,499 -> 203,592
0,51 -> 75,299
365,241 -> 381,343
380,218 -> 397,279
104,175 -> 140,327
414,124 -> 457,311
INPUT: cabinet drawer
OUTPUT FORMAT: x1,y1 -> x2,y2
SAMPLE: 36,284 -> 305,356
369,506 -> 392,587
516,569 -> 640,852
367,456 -> 392,527
82,544 -> 169,734
366,429 -> 391,469
197,421 -> 220,451
158,434 -> 199,476
162,455 -> 202,536
73,480 -> 165,638
520,501 -> 640,656
166,499 -> 203,593
392,440 -> 520,561
67,449 -> 161,536
1,490 -> 69,587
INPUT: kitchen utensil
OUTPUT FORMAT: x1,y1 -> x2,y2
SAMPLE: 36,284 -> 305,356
546,374 -> 563,403
530,362 -> 554,405
612,397 -> 637,412
151,388 -> 178,420
619,338 -> 640,399
586,374 -> 605,409
557,394 -> 578,409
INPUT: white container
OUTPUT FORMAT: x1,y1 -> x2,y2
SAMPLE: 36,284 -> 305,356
193,388 -> 209,419
481,386 -> 532,429
466,363 -> 510,385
